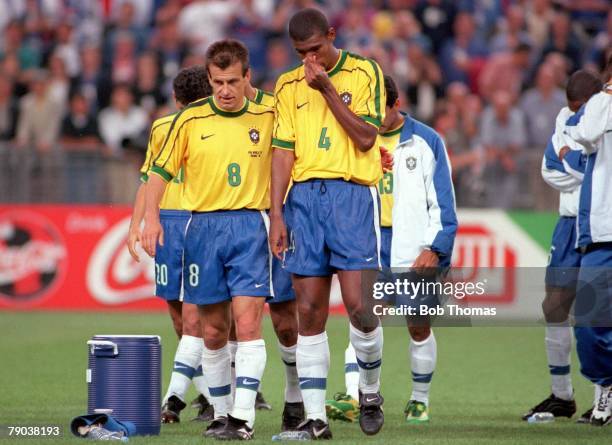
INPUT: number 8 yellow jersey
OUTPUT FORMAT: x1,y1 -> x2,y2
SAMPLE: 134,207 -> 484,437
150,97 -> 274,212
272,49 -> 386,186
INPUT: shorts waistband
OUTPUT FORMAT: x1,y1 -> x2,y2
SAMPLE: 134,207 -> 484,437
580,242 -> 612,254
159,209 -> 191,217
191,209 -> 265,217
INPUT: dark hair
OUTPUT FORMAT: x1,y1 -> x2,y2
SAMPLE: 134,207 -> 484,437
288,8 -> 329,41
566,70 -> 603,104
514,42 -> 532,54
205,39 -> 249,76
173,65 -> 211,106
384,75 -> 399,108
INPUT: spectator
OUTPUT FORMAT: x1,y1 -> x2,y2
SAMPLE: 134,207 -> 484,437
438,12 -> 488,87
0,74 -> 18,141
258,39 -> 292,91
98,84 -> 147,156
587,9 -> 612,71
519,63 -> 565,149
542,51 -> 570,88
227,0 -> 271,75
178,0 -> 238,52
15,69 -> 63,152
0,20 -> 41,70
477,90 -> 527,208
52,22 -> 80,78
525,0 -> 555,49
149,10 -> 187,93
60,92 -> 100,149
404,41 -> 441,123
415,0 -> 456,53
133,51 -> 165,115
70,45 -> 111,111
47,52 -> 70,114
104,0 -> 149,55
539,11 -> 583,72
490,4 -> 532,53
479,42 -> 531,102
110,32 -> 137,85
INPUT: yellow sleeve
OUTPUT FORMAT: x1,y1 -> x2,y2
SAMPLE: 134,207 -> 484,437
272,76 -> 296,151
139,122 -> 165,182
353,59 -> 386,129
150,114 -> 189,182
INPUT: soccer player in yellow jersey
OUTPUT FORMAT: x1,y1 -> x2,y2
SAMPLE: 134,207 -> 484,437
126,66 -> 214,424
269,8 -> 386,438
142,40 -> 273,441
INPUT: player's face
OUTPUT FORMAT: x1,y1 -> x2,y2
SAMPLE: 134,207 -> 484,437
379,99 -> 400,133
208,62 -> 249,111
292,29 -> 336,70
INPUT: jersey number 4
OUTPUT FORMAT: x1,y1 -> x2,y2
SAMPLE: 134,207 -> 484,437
318,127 -> 331,151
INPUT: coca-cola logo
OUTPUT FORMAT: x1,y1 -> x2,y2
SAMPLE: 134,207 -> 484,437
87,217 -> 155,305
0,211 -> 67,303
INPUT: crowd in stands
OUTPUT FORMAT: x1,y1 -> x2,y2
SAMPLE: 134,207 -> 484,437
0,0 -> 610,207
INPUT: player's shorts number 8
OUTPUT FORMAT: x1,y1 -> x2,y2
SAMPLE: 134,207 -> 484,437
227,163 -> 241,187
155,264 -> 168,286
188,264 -> 199,287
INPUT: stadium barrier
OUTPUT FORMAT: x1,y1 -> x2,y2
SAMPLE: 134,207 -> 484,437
0,205 -> 555,320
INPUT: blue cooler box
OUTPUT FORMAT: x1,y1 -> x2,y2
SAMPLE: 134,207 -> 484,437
87,335 -> 162,435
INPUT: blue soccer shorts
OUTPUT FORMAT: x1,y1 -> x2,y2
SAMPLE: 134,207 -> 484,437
267,255 -> 296,304
545,216 -> 581,289
283,179 -> 381,276
155,209 -> 190,301
183,210 -> 271,305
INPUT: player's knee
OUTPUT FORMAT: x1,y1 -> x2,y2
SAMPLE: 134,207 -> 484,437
409,326 -> 431,342
234,320 -> 261,342
181,318 -> 201,337
202,321 -> 229,348
273,319 -> 297,346
542,291 -> 571,324
170,317 -> 183,338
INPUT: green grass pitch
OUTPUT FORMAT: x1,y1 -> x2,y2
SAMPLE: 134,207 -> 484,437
0,312 -> 608,444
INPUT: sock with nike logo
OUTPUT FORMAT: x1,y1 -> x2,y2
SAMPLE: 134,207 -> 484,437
232,339 -> 267,427
278,341 -> 302,403
344,342 -> 360,400
410,332 -> 437,405
350,323 -> 383,394
297,332 -> 330,422
164,335 -> 203,403
202,343 -> 233,418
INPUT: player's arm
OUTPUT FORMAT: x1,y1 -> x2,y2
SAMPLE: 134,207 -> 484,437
415,137 -> 457,273
564,92 -> 612,153
542,136 -> 583,191
270,76 -> 296,259
127,182 -> 146,261
142,114 -> 187,257
304,55 -> 378,151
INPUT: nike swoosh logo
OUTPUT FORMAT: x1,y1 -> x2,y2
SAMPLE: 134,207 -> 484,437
242,379 -> 258,385
255,284 -> 264,288
365,256 -> 375,262
297,102 -> 309,109
365,396 -> 379,403
313,426 -> 327,437
201,134 -> 214,140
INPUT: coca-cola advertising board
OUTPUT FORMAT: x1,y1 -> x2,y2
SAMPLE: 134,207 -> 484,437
0,206 -> 550,316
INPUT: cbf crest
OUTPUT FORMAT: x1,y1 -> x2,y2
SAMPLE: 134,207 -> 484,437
340,91 -> 352,106
406,156 -> 417,171
248,127 -> 260,144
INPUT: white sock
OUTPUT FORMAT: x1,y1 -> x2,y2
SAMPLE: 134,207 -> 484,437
202,343 -> 232,418
229,340 -> 238,398
297,332 -> 330,422
349,323 -> 383,394
232,339 -> 267,427
545,326 -> 573,400
278,342 -> 302,403
344,342 -> 359,400
410,332 -> 437,406
163,335 -> 202,403
193,365 -> 210,399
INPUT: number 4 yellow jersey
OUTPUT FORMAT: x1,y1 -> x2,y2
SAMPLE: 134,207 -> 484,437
377,124 -> 403,227
140,113 -> 184,210
273,49 -> 386,186
150,97 -> 274,212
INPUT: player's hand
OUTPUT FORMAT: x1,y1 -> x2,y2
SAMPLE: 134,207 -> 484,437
304,54 -> 331,91
142,214 -> 164,258
412,249 -> 439,276
558,146 -> 570,161
380,146 -> 394,172
127,226 -> 142,262
269,213 -> 288,260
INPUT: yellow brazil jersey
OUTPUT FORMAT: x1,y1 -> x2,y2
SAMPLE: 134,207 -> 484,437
150,97 -> 274,212
377,123 -> 403,227
140,113 -> 184,210
253,88 -> 275,108
272,49 -> 386,186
